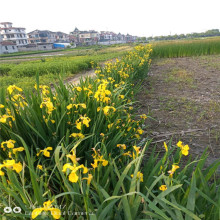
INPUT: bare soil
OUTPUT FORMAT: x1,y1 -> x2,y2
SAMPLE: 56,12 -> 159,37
136,55 -> 220,166
51,60 -> 114,89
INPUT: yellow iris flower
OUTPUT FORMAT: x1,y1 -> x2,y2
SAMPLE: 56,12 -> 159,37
75,115 -> 91,130
37,147 -> 53,157
168,164 -> 180,177
12,147 -> 25,154
62,163 -> 88,183
1,139 -> 16,149
0,159 -> 23,176
7,85 -> 23,95
117,144 -> 126,150
37,165 -> 43,170
69,133 -> 85,139
131,171 -> 144,182
31,200 -> 61,219
66,103 -> 86,110
91,149 -> 109,169
159,185 -> 167,191
176,141 -> 190,156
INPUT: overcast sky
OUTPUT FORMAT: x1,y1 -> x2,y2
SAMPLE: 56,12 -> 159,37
1,0 -> 219,37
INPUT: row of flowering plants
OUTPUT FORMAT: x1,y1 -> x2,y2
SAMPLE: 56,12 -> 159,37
0,45 -> 220,219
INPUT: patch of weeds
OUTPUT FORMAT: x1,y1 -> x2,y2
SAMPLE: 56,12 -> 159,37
145,87 -> 155,96
164,68 -> 196,88
208,100 -> 220,113
158,97 -> 180,112
206,62 -> 220,71
197,110 -> 209,122
156,58 -> 175,66
211,129 -> 220,143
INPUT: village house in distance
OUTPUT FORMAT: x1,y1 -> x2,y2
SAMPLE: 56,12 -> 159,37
0,22 -> 140,54
0,22 -> 28,54
69,27 -> 137,46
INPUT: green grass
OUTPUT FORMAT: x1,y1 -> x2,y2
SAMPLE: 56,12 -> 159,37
151,37 -> 220,58
0,46 -> 133,90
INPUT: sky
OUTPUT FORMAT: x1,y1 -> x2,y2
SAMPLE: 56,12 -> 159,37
1,0 -> 220,37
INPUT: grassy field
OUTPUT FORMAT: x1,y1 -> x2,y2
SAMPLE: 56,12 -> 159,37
0,45 -> 133,90
151,37 -> 220,58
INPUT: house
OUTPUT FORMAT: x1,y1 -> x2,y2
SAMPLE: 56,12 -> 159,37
100,31 -> 113,42
125,34 -> 133,42
69,27 -> 80,44
55,32 -> 70,43
27,30 -> 56,44
0,41 -> 18,54
0,22 -> 28,47
70,28 -> 99,45
79,30 -> 99,45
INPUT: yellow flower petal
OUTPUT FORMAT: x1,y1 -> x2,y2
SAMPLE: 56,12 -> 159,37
37,165 -> 43,170
31,208 -> 43,219
102,160 -> 108,166
3,159 -> 16,168
49,208 -> 61,219
163,142 -> 168,152
82,166 -> 88,174
13,162 -> 23,173
62,163 -> 73,173
87,174 -> 93,185
12,147 -> 24,154
177,141 -> 183,148
69,172 -> 79,183
44,150 -> 50,157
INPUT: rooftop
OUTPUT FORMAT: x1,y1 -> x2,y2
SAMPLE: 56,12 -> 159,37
0,41 -> 16,46
0,27 -> 25,30
0,22 -> 12,24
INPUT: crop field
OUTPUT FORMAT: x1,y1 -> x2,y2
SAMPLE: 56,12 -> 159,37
152,37 -> 220,58
0,45 -> 133,90
0,43 -> 220,219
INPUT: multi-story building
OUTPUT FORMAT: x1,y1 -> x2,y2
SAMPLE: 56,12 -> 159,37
100,31 -> 126,42
69,27 -> 80,44
79,30 -> 99,44
117,33 -> 126,41
70,28 -> 99,45
55,32 -> 70,43
27,30 -> 69,44
27,30 -> 57,44
0,22 -> 28,46
100,31 -> 113,41
125,34 -> 133,42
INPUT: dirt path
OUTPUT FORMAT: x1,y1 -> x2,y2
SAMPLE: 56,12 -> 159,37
57,59 -> 115,87
63,68 -> 96,86
136,55 -> 220,167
